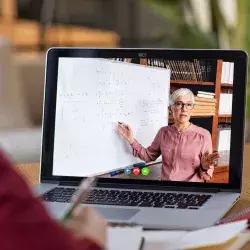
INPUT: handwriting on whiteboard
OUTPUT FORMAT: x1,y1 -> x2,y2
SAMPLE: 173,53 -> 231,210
59,97 -> 165,123
57,57 -> 169,130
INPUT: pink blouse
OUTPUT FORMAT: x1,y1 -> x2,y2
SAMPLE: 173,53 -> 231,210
131,124 -> 213,182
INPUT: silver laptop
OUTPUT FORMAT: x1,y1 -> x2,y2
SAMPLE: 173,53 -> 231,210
34,48 -> 247,230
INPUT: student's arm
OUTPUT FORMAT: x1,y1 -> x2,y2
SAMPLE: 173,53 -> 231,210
130,128 -> 162,163
0,150 -> 103,250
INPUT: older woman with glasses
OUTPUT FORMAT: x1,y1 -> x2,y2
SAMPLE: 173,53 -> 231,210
118,88 -> 220,182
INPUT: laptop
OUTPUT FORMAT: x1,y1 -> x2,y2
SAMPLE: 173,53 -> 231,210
34,48 -> 248,230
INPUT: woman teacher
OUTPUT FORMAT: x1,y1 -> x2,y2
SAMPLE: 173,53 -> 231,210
118,88 -> 220,182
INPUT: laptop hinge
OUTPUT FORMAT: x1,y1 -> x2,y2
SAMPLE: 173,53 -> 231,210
58,181 -> 80,186
50,181 -> 238,193
94,183 -> 220,193
56,182 -> 239,193
218,188 -> 241,193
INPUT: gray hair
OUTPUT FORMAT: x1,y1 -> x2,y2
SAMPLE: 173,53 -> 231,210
169,88 -> 195,106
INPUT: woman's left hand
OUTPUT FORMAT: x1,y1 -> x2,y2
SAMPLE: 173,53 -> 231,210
201,151 -> 220,170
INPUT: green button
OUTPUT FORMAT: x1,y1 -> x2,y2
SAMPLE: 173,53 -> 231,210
141,167 -> 150,176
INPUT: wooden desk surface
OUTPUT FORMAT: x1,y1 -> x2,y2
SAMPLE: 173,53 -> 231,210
14,144 -> 250,249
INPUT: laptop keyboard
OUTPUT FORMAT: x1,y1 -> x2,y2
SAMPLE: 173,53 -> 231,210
42,187 -> 212,209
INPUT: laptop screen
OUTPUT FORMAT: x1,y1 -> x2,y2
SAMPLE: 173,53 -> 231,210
52,57 -> 233,184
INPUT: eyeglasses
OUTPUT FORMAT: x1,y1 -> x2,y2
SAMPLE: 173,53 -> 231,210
173,101 -> 194,110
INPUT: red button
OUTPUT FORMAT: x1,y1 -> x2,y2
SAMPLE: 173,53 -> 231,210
132,167 -> 140,176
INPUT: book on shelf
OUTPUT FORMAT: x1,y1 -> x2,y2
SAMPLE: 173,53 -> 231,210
195,96 -> 216,103
197,91 -> 215,99
197,93 -> 215,99
144,59 -> 215,82
217,124 -> 231,152
193,59 -> 202,81
198,91 -> 215,96
194,104 -> 216,109
195,101 -> 216,106
221,61 -> 234,84
219,93 -> 232,115
193,107 -> 216,113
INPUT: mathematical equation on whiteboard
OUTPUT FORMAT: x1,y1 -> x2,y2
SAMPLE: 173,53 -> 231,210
95,67 -> 162,89
59,97 -> 165,121
59,69 -> 163,95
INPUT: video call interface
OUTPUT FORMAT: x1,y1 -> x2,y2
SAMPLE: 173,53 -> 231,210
53,57 -> 234,184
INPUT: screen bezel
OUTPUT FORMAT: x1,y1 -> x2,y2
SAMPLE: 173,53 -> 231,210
40,48 -> 248,191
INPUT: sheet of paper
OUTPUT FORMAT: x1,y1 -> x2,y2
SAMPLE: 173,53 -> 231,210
227,231 -> 250,250
144,230 -> 186,242
143,230 -> 187,250
108,226 -> 143,250
166,220 -> 248,250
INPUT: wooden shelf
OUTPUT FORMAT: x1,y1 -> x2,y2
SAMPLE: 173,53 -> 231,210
221,84 -> 233,88
215,165 -> 229,170
219,114 -> 231,118
170,80 -> 214,86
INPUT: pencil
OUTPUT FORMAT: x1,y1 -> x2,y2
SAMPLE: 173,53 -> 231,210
61,177 -> 96,221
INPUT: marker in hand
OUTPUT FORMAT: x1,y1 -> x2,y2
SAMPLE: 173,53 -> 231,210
117,121 -> 134,144
118,121 -> 127,128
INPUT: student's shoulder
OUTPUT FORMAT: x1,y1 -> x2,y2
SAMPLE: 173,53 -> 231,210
191,124 -> 211,138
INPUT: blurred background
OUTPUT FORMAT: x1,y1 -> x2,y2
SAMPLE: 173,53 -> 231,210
0,0 -> 248,164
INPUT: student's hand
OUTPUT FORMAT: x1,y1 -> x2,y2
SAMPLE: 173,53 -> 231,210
201,151 -> 220,170
117,122 -> 134,144
63,206 -> 107,249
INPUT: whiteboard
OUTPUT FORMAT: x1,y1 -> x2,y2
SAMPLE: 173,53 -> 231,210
53,58 -> 170,177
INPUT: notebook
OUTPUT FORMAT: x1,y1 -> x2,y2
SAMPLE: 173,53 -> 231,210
188,232 -> 250,250
108,220 -> 249,250
164,220 -> 248,250
218,207 -> 250,224
108,226 -> 144,250
143,220 -> 248,250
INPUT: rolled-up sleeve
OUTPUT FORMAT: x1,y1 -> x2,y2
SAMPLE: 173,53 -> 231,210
130,128 -> 162,163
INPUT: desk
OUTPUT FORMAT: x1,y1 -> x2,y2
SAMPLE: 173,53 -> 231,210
14,144 -> 250,249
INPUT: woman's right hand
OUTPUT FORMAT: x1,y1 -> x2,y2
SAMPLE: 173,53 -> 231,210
117,122 -> 134,144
